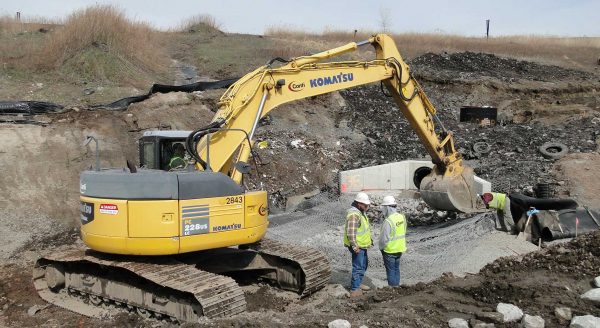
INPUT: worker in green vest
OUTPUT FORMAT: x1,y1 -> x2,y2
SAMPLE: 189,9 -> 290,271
378,195 -> 407,286
169,143 -> 186,170
343,192 -> 373,297
481,192 -> 515,233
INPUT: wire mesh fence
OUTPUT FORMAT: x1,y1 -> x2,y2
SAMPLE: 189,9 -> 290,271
267,193 -> 537,288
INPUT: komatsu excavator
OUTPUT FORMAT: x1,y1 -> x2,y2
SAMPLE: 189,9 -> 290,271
33,34 -> 480,323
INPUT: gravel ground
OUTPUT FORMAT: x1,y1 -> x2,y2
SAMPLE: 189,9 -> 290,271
267,194 -> 538,288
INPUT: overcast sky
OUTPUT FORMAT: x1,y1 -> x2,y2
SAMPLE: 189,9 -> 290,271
2,0 -> 599,37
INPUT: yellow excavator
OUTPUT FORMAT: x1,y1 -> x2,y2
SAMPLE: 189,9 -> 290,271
33,34 -> 480,323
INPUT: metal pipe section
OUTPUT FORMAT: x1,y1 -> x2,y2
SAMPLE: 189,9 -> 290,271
249,91 -> 268,140
84,136 -> 100,171
95,140 -> 100,171
205,133 -> 212,172
356,39 -> 371,47
432,113 -> 447,133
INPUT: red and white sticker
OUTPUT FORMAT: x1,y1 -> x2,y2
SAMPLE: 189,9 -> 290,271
99,204 -> 119,215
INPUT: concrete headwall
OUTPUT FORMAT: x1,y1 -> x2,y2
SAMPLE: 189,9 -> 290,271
340,160 -> 433,192
339,160 -> 491,194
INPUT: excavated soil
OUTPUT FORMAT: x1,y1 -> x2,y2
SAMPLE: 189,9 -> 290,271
199,232 -> 600,327
0,51 -> 599,327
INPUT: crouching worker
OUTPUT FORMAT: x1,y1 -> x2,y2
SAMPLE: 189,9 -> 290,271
379,195 -> 406,287
343,192 -> 373,297
481,192 -> 516,233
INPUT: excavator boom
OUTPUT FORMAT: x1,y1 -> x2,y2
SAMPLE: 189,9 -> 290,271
190,34 -> 479,212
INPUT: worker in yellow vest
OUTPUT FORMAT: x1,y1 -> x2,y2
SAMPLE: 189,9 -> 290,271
481,192 -> 516,233
378,195 -> 407,286
343,192 -> 373,297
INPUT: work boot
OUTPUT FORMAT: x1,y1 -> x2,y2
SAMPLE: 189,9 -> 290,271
348,289 -> 363,298
359,284 -> 371,291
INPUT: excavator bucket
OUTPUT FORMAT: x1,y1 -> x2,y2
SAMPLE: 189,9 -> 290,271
419,166 -> 481,213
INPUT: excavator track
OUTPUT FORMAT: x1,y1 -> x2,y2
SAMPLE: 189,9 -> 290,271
246,238 -> 331,296
33,246 -> 246,323
33,239 -> 331,323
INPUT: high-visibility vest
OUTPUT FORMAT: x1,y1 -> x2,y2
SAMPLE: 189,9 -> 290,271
383,212 -> 407,254
169,156 -> 185,169
343,208 -> 372,248
487,192 -> 506,210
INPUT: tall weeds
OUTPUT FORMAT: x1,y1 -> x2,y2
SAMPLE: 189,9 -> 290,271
40,5 -> 167,74
265,26 -> 600,69
178,14 -> 222,33
1,5 -> 168,83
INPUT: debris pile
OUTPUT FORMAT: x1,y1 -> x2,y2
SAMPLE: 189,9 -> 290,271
410,51 -> 595,82
341,84 -> 599,194
481,229 -> 600,277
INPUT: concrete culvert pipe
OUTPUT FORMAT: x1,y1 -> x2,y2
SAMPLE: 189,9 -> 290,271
413,166 -> 432,189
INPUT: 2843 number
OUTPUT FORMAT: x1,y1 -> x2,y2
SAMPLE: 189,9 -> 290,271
225,196 -> 243,204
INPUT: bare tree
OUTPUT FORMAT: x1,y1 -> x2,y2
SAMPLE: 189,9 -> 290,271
379,7 -> 391,33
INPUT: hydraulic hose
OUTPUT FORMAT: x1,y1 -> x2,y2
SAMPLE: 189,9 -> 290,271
266,57 -> 291,67
185,120 -> 224,169
379,58 -> 418,102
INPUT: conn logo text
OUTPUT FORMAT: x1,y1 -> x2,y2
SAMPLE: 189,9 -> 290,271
288,81 -> 305,92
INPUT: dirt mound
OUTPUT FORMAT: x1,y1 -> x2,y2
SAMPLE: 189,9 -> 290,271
554,152 -> 600,206
481,230 -> 600,277
244,286 -> 292,312
335,231 -> 600,327
410,51 -> 596,82
40,5 -> 168,85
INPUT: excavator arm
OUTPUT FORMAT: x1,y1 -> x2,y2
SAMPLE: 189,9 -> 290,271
189,34 -> 479,213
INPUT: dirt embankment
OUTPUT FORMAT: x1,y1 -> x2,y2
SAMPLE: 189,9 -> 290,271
202,231 -> 600,327
554,152 -> 600,207
0,50 -> 599,327
4,230 -> 597,327
0,91 -> 217,220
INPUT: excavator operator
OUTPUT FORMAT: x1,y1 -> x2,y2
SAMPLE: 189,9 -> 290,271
169,143 -> 186,170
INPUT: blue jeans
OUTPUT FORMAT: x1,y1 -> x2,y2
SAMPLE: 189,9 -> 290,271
382,251 -> 402,286
349,247 -> 368,291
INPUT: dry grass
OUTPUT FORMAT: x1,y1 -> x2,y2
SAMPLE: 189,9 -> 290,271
265,25 -> 375,43
0,16 -> 57,70
41,6 -> 168,79
178,14 -> 222,33
1,5 -> 168,84
392,33 -> 600,69
265,26 -> 600,70
0,15 -> 57,34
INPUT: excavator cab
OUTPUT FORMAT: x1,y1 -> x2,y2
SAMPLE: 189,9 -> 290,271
139,130 -> 190,170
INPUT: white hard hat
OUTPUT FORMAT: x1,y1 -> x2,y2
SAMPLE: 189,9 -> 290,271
354,192 -> 371,205
381,195 -> 397,206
